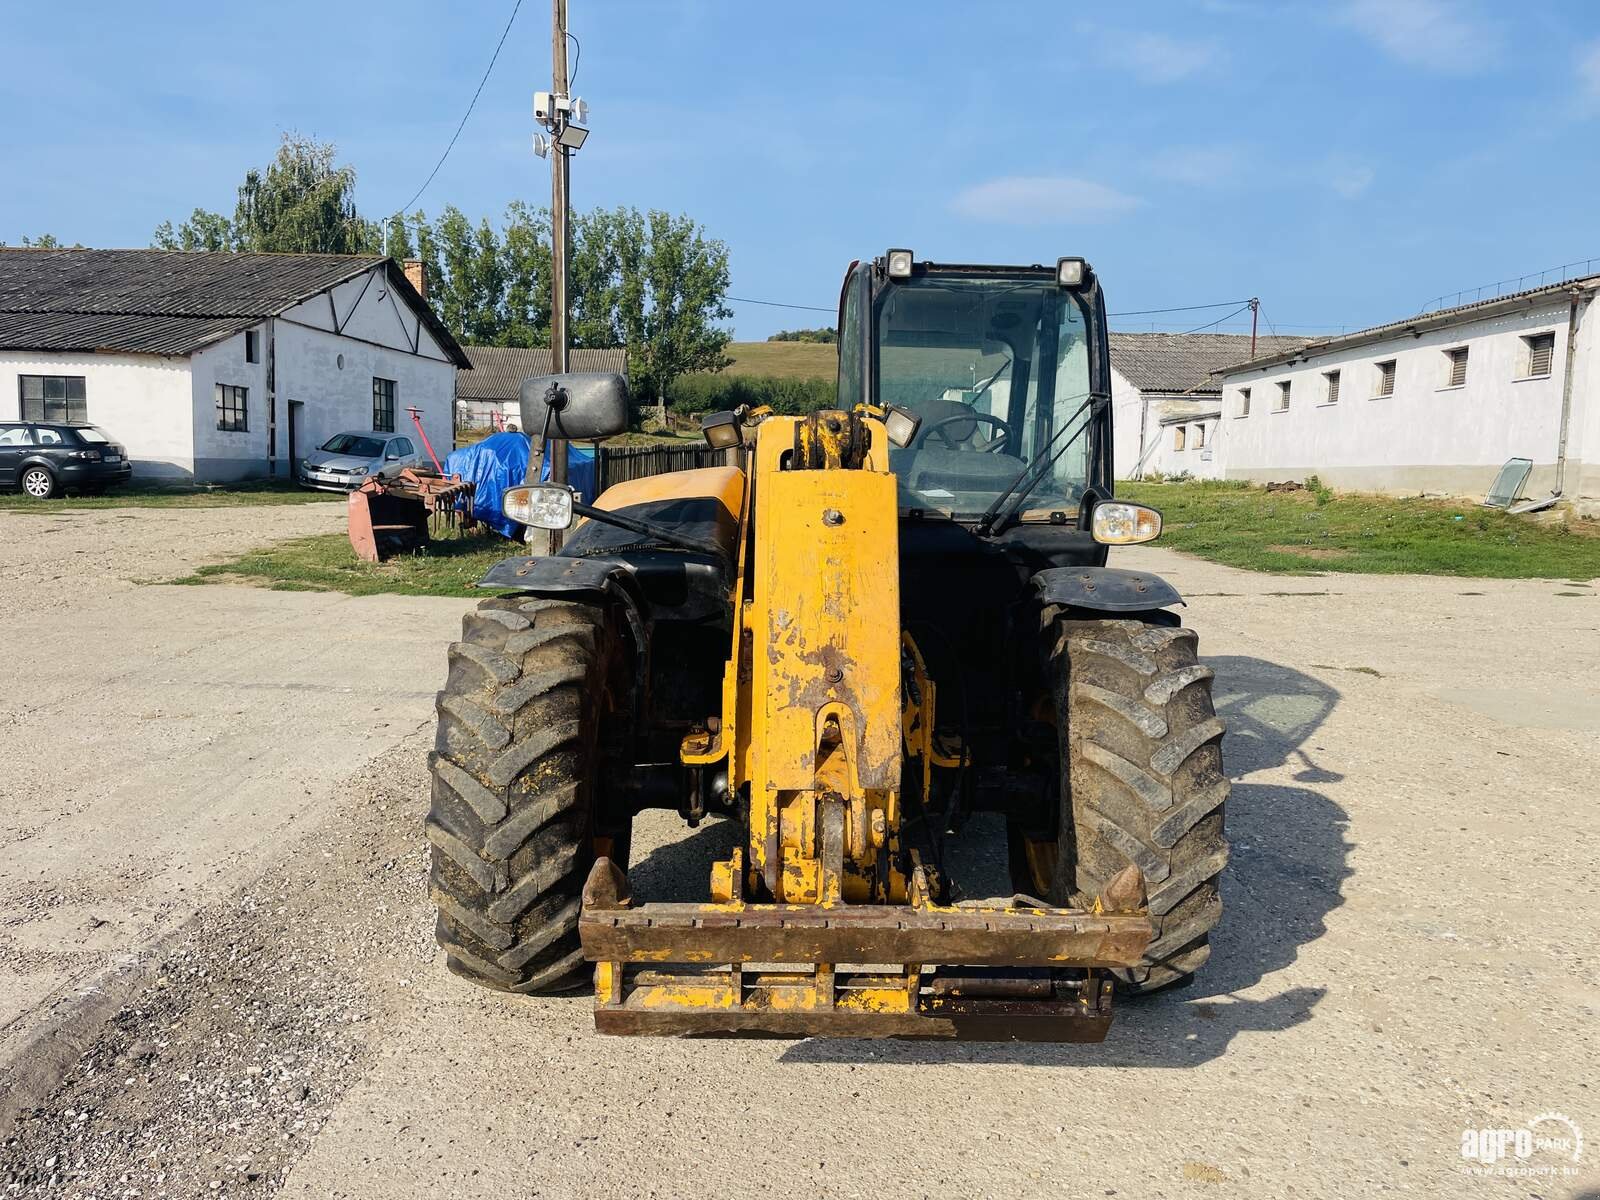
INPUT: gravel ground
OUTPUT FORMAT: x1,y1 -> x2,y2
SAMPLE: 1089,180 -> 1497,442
2,507 -> 1596,1199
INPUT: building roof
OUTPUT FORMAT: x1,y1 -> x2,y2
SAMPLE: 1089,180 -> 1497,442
1108,332 -> 1312,396
1221,272 -> 1600,375
457,345 -> 627,401
0,247 -> 470,366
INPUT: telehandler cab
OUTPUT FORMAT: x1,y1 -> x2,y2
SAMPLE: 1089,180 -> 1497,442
426,253 -> 1228,1040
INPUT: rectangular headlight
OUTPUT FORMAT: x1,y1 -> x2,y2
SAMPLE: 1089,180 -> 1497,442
701,410 -> 743,450
1057,257 -> 1086,287
503,484 -> 574,530
883,403 -> 921,449
1091,501 -> 1162,545
886,248 -> 914,279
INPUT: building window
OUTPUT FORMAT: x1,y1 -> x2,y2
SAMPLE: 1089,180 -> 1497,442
216,383 -> 248,432
1444,347 -> 1469,388
245,330 -> 259,364
1323,369 -> 1341,404
1276,381 -> 1291,412
1524,332 -> 1555,378
1376,360 -> 1396,398
1193,423 -> 1206,449
1173,426 -> 1187,451
1237,387 -> 1251,418
19,375 -> 88,423
372,377 -> 396,433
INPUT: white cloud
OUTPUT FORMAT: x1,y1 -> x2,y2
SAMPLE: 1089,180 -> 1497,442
1109,32 -> 1222,84
1581,39 -> 1600,97
951,176 -> 1141,226
1337,0 -> 1497,73
1147,145 -> 1248,187
1323,156 -> 1376,198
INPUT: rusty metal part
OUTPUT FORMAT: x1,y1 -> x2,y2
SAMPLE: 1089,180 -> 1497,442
589,963 -> 1117,1041
347,468 -> 475,563
580,898 -> 1150,968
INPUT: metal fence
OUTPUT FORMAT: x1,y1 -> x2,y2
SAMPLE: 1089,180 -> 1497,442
595,442 -> 725,491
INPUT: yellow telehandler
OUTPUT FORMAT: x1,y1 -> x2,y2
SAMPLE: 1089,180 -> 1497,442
426,252 -> 1228,1040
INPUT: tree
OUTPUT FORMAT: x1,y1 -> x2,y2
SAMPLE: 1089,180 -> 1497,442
500,201 -> 553,348
153,209 -> 234,252
769,327 -> 837,343
571,207 -> 731,407
151,134 -> 374,254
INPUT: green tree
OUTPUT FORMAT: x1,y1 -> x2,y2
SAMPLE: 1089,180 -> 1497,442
572,207 -> 731,406
151,134 -> 374,254
153,209 -> 234,252
769,327 -> 837,344
500,201 -> 553,348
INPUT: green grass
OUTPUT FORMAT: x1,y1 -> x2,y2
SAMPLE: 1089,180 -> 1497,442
1119,479 -> 1600,579
174,531 -> 517,597
722,340 -> 836,381
0,480 -> 341,512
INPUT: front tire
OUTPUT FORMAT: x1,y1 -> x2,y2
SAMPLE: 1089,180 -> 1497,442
426,595 -> 627,993
1015,618 -> 1229,993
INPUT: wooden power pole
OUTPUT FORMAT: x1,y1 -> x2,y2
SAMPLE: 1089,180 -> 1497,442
549,0 -> 570,501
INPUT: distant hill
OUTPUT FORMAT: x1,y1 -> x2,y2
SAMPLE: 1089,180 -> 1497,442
721,340 -> 836,381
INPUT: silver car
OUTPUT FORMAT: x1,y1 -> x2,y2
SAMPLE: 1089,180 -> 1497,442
299,431 -> 425,492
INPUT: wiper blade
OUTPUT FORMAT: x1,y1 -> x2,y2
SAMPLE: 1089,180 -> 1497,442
973,391 -> 1104,536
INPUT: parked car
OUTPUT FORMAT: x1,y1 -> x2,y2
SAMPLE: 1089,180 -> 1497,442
299,432 -> 425,492
0,422 -> 132,499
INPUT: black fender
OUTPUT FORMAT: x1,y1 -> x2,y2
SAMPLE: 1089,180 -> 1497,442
477,554 -> 649,677
1031,565 -> 1183,614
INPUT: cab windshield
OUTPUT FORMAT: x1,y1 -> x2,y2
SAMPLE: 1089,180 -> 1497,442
877,274 -> 1092,520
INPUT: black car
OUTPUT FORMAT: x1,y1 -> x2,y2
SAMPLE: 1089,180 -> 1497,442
0,422 -> 133,498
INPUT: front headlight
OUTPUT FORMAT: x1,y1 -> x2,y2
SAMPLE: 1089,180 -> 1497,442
349,466 -> 367,476
1091,501 -> 1162,545
503,484 -> 575,530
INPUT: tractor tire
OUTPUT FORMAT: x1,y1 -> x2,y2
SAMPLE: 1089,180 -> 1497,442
426,594 -> 626,994
1019,617 -> 1229,994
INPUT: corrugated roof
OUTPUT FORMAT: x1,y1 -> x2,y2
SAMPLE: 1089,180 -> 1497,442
0,311 -> 250,357
1224,273 -> 1600,374
1109,332 -> 1312,396
457,345 -> 627,401
0,247 -> 470,366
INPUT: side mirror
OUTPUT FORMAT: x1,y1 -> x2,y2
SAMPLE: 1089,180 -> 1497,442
519,372 -> 629,441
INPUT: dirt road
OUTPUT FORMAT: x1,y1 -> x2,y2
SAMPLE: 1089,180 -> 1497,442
2,509 -> 1596,1199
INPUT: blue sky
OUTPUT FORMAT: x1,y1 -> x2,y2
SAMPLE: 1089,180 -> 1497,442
4,0 -> 1598,340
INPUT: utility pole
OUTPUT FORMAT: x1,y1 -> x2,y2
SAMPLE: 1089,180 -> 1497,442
1248,297 -> 1260,358
549,0 -> 570,502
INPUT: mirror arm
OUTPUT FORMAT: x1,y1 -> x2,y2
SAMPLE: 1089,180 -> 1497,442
569,500 -> 728,561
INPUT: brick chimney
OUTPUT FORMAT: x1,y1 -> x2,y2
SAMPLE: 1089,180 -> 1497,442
403,259 -> 426,298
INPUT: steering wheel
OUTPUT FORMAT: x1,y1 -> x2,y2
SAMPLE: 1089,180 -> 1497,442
918,411 -> 1015,453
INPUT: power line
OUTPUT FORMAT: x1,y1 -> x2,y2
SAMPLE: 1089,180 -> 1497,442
1182,303 -> 1254,334
1108,299 -> 1251,317
392,0 -> 525,220
727,295 -> 836,313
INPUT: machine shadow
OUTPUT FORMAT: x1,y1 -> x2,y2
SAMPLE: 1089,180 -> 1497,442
778,653 -> 1353,1068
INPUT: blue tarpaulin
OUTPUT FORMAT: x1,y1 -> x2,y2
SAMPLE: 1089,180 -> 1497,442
443,433 -> 597,539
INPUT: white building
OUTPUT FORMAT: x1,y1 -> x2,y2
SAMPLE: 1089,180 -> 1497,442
1108,332 -> 1311,480
0,248 -> 469,482
1215,274 -> 1599,504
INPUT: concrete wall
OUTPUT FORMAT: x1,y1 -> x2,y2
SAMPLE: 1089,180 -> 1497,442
1145,416 -> 1222,479
0,349 -> 196,480
1110,368 -> 1151,480
271,267 -> 456,476
187,327 -> 270,481
1217,297 -> 1593,499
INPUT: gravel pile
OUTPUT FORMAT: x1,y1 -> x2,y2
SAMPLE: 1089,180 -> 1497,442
1,744 -> 435,1199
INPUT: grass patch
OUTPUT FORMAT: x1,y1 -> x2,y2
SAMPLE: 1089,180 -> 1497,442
723,340 -> 836,381
1119,479 -> 1600,579
0,480 -> 340,512
174,532 -> 516,597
